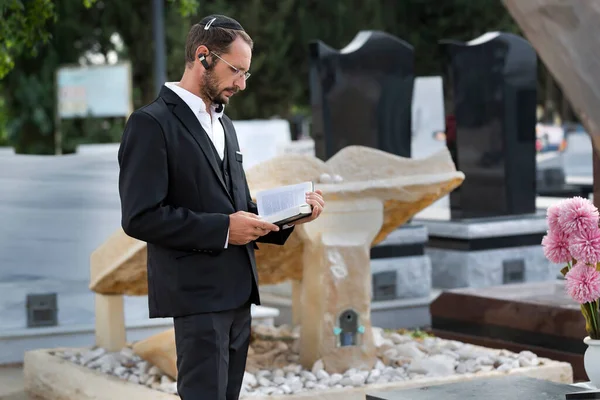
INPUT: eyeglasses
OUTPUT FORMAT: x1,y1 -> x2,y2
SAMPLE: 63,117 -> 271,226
211,52 -> 251,80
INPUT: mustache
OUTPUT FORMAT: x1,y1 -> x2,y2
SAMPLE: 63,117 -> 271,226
223,87 -> 239,94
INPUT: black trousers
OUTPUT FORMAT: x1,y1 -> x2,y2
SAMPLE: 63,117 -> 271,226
173,304 -> 251,400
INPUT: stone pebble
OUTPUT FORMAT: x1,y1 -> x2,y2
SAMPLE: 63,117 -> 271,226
52,325 -> 543,397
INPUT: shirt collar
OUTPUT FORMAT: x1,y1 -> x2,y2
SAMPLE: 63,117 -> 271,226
164,82 -> 225,118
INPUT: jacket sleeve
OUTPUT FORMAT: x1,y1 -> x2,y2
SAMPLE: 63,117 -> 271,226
118,110 -> 229,251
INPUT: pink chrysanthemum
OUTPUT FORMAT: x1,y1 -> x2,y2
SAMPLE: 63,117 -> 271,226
569,226 -> 600,265
565,264 -> 600,304
546,200 -> 567,235
558,196 -> 599,236
542,229 -> 572,264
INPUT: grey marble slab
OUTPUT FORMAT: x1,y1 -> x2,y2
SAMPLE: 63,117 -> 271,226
371,255 -> 431,298
416,212 -> 548,239
428,245 -> 557,289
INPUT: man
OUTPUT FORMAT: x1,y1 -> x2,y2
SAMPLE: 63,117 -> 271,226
117,14 -> 324,400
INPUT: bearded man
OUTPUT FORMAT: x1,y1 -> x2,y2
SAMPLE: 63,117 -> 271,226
117,14 -> 324,400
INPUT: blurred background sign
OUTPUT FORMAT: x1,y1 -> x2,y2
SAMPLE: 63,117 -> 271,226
57,63 -> 133,119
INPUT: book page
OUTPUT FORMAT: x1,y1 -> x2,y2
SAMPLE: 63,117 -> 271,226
256,181 -> 313,217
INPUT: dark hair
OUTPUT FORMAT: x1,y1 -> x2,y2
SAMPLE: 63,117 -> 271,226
184,23 -> 253,68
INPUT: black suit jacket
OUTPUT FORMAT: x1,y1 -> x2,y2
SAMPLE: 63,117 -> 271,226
118,86 -> 294,318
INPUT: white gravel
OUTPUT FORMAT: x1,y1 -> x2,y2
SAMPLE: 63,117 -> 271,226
51,325 -> 544,397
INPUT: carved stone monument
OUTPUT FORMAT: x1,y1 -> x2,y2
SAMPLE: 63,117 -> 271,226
249,147 -> 462,372
416,32 -> 553,289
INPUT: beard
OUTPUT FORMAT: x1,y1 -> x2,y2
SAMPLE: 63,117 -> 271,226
201,68 -> 237,106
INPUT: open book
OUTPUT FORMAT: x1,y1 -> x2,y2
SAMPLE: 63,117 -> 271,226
256,181 -> 314,226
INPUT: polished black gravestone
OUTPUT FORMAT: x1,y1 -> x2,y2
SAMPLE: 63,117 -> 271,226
366,376 -> 586,400
414,32 -> 547,290
440,31 -> 538,219
309,30 -> 414,161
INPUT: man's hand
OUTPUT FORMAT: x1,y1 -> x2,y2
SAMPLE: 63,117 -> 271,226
289,189 -> 325,226
228,211 -> 280,245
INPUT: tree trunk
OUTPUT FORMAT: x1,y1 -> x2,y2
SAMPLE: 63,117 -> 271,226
502,0 -> 600,155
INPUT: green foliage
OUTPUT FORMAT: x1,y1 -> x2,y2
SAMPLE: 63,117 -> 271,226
2,0 -> 123,154
0,0 -> 56,79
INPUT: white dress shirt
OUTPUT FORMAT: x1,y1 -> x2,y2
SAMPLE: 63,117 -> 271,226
165,82 -> 225,159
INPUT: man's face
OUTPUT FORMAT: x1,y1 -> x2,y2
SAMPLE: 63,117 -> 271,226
202,37 -> 251,105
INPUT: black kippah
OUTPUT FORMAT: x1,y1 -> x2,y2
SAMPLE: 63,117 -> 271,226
199,14 -> 244,31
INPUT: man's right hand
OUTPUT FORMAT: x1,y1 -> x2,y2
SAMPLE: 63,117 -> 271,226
228,211 -> 280,245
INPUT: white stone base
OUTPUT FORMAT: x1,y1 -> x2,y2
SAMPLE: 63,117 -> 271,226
371,255 -> 432,299
23,348 -> 573,400
416,213 -> 558,289
427,246 -> 557,289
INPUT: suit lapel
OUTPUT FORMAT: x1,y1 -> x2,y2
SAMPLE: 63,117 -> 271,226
221,117 -> 245,211
162,87 -> 233,205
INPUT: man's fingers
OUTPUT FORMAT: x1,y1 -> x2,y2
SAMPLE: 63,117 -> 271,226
259,221 -> 279,231
307,197 -> 325,210
249,222 -> 279,234
306,193 -> 325,208
254,226 -> 268,235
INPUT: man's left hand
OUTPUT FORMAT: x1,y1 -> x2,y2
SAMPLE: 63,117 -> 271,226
290,189 -> 325,225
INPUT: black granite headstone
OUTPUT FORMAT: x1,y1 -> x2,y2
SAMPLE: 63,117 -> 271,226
365,375 -> 586,400
440,32 -> 537,219
309,30 -> 414,161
